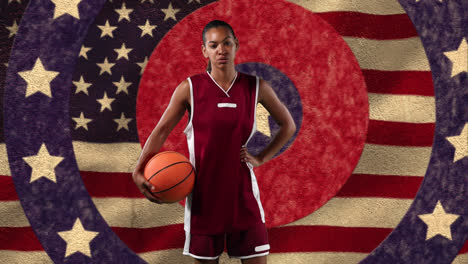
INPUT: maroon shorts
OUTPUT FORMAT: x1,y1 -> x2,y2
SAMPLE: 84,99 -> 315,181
183,223 -> 270,260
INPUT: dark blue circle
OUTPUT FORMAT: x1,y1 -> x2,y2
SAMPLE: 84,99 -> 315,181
236,63 -> 302,157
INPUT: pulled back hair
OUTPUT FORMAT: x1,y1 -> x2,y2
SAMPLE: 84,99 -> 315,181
202,20 -> 237,73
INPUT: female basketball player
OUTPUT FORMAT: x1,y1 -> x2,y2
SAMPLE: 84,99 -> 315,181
133,20 -> 296,264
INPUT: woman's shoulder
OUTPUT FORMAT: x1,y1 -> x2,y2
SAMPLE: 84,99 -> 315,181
187,71 -> 209,79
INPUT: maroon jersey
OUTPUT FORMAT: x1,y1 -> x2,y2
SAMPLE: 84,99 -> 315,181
183,71 -> 265,235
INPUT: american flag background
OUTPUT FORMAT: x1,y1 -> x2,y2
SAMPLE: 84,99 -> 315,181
0,0 -> 467,263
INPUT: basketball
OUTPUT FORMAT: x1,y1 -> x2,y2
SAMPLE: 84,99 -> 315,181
143,151 -> 195,203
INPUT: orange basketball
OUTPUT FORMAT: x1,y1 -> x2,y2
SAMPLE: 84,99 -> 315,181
143,151 -> 195,203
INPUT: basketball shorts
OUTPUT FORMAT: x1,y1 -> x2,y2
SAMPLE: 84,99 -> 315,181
182,223 -> 270,260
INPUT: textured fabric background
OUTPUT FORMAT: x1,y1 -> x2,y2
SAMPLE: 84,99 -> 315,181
0,0 -> 466,263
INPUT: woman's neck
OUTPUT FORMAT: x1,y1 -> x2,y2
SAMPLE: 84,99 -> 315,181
209,67 -> 237,85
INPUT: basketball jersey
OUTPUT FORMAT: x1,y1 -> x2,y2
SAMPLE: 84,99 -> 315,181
183,71 -> 265,235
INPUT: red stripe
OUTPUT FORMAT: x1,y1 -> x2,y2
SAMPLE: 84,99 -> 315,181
2,225 -> 465,255
80,171 -> 143,198
460,240 -> 468,254
363,70 -> 435,96
0,175 -> 18,200
337,174 -> 422,198
0,227 -> 44,251
269,226 -> 391,253
0,173 -> 424,200
366,121 -> 435,146
316,12 -> 417,40
0,171 -> 426,201
113,224 -> 391,253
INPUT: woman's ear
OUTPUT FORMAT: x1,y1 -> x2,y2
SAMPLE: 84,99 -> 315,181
201,44 -> 208,58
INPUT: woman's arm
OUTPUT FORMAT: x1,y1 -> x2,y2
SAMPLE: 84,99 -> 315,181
132,79 -> 190,203
240,78 -> 296,167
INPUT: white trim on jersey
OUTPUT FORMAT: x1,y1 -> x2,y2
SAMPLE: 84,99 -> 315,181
183,233 -> 223,260
255,244 -> 270,252
183,77 -> 194,135
183,77 -> 195,235
206,70 -> 238,97
243,76 -> 266,223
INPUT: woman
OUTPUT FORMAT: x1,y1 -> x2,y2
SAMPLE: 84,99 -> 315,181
132,20 -> 296,264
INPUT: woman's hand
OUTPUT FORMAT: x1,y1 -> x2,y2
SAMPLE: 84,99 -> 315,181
240,146 -> 264,167
132,170 -> 165,204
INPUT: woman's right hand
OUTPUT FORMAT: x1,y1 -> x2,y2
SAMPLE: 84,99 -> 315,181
132,170 -> 164,204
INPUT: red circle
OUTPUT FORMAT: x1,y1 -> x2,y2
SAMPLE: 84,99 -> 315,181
137,0 -> 368,227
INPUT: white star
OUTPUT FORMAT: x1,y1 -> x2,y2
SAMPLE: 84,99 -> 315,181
58,218 -> 99,258
256,103 -> 271,137
73,76 -> 91,95
115,2 -> 133,22
113,75 -> 132,94
72,112 -> 92,130
446,123 -> 468,162
6,20 -> 19,38
114,43 -> 132,60
113,113 -> 132,131
188,0 -> 201,3
4,63 -> 8,68
96,57 -> 115,75
23,143 -> 64,183
161,2 -> 180,21
138,19 -> 157,37
79,45 -> 92,59
97,20 -> 117,38
418,200 -> 460,240
50,0 -> 82,20
18,58 -> 59,98
443,38 -> 467,77
141,0 -> 154,3
136,56 -> 149,75
96,92 -> 115,112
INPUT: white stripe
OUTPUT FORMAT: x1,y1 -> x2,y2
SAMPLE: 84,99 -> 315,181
285,197 -> 412,228
244,76 -> 265,223
72,141 -> 141,173
91,198 -> 185,228
183,77 -> 195,234
183,77 -> 194,135
230,251 -> 270,259
69,142 -> 434,176
255,244 -> 270,252
453,253 -> 468,264
0,251 -> 53,264
206,70 -> 238,97
354,144 -> 432,176
343,37 -> 430,71
244,76 -> 260,147
369,93 -> 435,123
287,0 -> 406,15
0,201 -> 29,227
183,251 -> 222,260
217,103 -> 237,108
0,143 -> 11,176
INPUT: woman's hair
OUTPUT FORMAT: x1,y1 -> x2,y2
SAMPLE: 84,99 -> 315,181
202,20 -> 237,72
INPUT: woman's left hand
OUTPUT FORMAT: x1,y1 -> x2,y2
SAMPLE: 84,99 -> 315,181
240,146 -> 264,167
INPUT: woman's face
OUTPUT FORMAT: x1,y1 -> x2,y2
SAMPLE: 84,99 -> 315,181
202,26 -> 239,70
